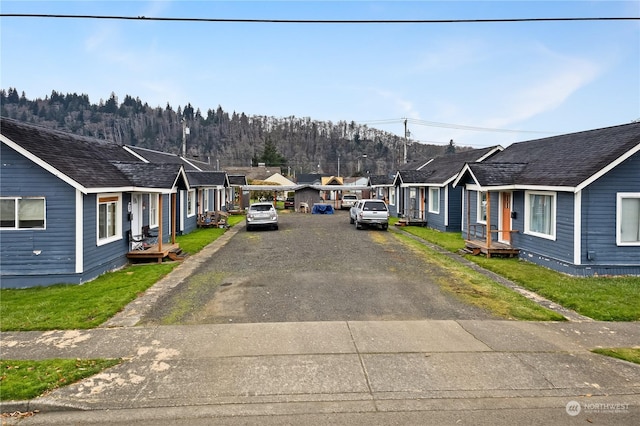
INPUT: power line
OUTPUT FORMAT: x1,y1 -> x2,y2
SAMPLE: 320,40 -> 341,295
355,118 -> 556,135
1,14 -> 638,24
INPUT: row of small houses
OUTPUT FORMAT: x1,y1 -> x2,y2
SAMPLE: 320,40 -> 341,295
1,117 -> 639,288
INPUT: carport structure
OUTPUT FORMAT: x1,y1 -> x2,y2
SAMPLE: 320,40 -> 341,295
241,184 -> 371,211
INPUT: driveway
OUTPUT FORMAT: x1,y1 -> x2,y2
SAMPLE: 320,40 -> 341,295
141,211 -> 496,324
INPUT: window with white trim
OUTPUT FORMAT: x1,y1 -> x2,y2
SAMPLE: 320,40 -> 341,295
149,194 -> 159,228
97,193 -> 122,245
0,197 -> 46,229
389,188 -> 396,206
477,191 -> 487,223
203,189 -> 210,212
525,191 -> 556,239
429,187 -> 440,213
187,190 -> 196,216
617,193 -> 640,245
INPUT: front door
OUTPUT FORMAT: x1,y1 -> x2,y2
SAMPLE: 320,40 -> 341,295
500,192 -> 512,243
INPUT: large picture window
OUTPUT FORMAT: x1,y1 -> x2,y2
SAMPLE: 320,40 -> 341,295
0,197 -> 46,229
429,187 -> 440,213
617,193 -> 640,245
97,193 -> 121,245
525,191 -> 556,239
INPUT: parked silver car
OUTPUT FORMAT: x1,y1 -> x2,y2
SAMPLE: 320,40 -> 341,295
350,199 -> 389,230
246,202 -> 279,231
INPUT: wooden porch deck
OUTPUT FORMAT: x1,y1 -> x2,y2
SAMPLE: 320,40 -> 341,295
126,243 -> 182,263
462,239 -> 520,258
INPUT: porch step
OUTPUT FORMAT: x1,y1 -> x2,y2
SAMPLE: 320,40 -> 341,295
168,248 -> 188,262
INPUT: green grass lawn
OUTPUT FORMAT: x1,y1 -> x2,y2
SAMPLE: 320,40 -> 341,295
591,348 -> 640,365
0,216 -> 245,332
0,358 -> 121,401
399,225 -> 640,321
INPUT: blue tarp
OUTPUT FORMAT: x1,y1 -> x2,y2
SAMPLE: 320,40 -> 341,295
312,204 -> 334,214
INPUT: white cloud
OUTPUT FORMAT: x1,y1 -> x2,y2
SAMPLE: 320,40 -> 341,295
485,56 -> 602,129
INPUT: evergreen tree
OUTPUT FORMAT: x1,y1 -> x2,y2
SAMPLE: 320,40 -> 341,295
446,139 -> 456,155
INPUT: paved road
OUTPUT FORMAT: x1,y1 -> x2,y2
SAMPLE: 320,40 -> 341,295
141,211 -> 495,325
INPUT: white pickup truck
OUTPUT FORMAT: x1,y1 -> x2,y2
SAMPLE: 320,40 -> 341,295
349,199 -> 389,230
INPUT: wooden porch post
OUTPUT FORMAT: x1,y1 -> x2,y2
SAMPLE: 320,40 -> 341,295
158,194 -> 163,251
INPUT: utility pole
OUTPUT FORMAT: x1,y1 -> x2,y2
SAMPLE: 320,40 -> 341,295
337,153 -> 340,177
403,119 -> 410,164
181,119 -> 190,157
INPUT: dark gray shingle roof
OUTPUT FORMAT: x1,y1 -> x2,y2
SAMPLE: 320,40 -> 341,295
186,171 -> 227,186
398,147 -> 501,184
477,122 -> 640,187
2,117 -> 138,188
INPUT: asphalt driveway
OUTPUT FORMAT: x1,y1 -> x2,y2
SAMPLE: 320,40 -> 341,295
141,211 -> 497,324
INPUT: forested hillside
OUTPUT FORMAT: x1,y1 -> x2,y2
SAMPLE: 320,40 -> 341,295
1,88 -> 456,176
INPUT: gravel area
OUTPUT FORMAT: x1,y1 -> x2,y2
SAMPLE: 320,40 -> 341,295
140,211 -> 497,324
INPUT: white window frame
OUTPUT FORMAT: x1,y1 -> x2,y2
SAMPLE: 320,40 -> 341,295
429,187 -> 440,214
187,189 -> 196,217
96,193 -> 122,246
524,190 -> 556,240
617,192 -> 640,246
477,191 -> 487,224
389,187 -> 396,206
0,197 -> 46,230
149,193 -> 159,229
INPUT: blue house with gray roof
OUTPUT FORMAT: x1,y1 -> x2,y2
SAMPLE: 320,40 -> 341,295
1,118 -> 192,288
391,146 -> 503,230
453,122 -> 640,276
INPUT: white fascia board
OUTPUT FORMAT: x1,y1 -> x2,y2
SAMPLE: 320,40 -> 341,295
122,146 -> 150,163
85,186 -> 174,194
576,142 -> 640,192
476,146 -> 504,162
173,167 -> 190,191
452,164 -> 477,188
400,183 -> 431,188
180,157 -> 202,171
415,158 -> 435,170
2,136 -> 88,194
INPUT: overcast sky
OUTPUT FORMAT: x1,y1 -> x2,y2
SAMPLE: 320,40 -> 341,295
2,1 -> 638,148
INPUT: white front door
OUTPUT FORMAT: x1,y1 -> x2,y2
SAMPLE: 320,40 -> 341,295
131,193 -> 143,236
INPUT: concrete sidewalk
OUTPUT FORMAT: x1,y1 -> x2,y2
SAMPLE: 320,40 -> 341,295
1,320 -> 639,423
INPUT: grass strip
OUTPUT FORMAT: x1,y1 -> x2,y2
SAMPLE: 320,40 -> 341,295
394,233 -> 565,321
591,348 -> 640,365
0,358 -> 121,401
399,226 -> 640,321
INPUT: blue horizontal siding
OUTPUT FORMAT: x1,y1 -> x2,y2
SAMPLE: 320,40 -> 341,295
1,145 -> 77,287
581,153 -> 640,266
